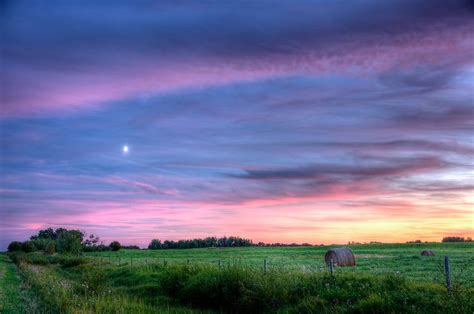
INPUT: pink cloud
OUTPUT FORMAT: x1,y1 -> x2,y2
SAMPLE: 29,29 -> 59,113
2,19 -> 472,117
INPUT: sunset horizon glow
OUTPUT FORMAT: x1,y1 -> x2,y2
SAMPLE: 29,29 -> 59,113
1,0 -> 473,250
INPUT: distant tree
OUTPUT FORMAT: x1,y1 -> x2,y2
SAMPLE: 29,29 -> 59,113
57,230 -> 84,255
148,239 -> 162,250
442,236 -> 465,243
37,228 -> 56,240
7,241 -> 23,252
109,241 -> 122,251
83,234 -> 101,247
467,237 -> 473,242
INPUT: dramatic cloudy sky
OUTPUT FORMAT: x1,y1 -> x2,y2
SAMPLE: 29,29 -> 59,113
1,0 -> 473,249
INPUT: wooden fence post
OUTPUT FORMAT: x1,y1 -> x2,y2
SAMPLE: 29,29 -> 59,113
218,260 -> 222,269
444,256 -> 452,292
263,259 -> 268,274
329,259 -> 334,276
130,257 -> 133,266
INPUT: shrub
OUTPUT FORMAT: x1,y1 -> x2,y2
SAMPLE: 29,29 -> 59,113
58,256 -> 88,268
7,241 -> 23,252
57,230 -> 84,255
44,241 -> 56,255
8,252 -> 27,264
109,241 -> 122,251
28,253 -> 49,265
21,240 -> 37,253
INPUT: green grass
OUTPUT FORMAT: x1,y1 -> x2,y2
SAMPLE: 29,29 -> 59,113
86,242 -> 474,288
0,254 -> 30,313
5,243 -> 474,313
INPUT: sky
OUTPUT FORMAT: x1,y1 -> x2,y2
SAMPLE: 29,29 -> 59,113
1,0 -> 473,249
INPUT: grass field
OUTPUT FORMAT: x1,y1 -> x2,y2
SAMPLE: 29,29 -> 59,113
85,242 -> 474,287
3,242 -> 474,313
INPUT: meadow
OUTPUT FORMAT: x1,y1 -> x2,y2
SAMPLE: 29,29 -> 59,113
3,242 -> 474,313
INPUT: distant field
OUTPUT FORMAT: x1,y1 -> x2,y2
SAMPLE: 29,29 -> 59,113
86,242 -> 474,287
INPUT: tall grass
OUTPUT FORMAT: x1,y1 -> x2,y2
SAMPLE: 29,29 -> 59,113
106,263 -> 473,313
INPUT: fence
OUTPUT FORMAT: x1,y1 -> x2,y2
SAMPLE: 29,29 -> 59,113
89,254 -> 460,291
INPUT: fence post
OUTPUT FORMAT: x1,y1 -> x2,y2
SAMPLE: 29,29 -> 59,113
329,259 -> 334,276
118,257 -> 121,266
130,257 -> 133,266
218,260 -> 222,269
444,256 -> 452,292
263,259 -> 268,274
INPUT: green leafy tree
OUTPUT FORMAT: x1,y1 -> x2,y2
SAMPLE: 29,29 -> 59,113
57,230 -> 84,255
148,239 -> 162,249
109,241 -> 122,251
7,241 -> 23,252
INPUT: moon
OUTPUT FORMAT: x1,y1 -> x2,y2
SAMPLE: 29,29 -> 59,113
122,145 -> 129,153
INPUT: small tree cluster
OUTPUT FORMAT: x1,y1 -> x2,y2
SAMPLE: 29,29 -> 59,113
7,227 -> 123,255
442,236 -> 472,243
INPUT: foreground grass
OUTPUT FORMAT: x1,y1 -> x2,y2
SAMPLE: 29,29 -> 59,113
7,251 -> 474,313
0,254 -> 24,313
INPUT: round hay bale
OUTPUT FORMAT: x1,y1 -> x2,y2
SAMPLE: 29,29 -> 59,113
421,250 -> 435,256
324,247 -> 356,266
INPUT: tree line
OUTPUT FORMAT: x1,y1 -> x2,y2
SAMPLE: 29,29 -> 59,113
8,227 -> 471,254
148,236 -> 253,249
441,236 -> 472,243
147,237 -> 315,249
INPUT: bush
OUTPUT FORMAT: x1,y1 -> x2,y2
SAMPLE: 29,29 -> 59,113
7,241 -> 23,252
58,256 -> 88,268
21,240 -> 37,253
109,241 -> 121,251
44,241 -> 56,255
57,230 -> 84,255
8,252 -> 27,264
28,253 -> 50,265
